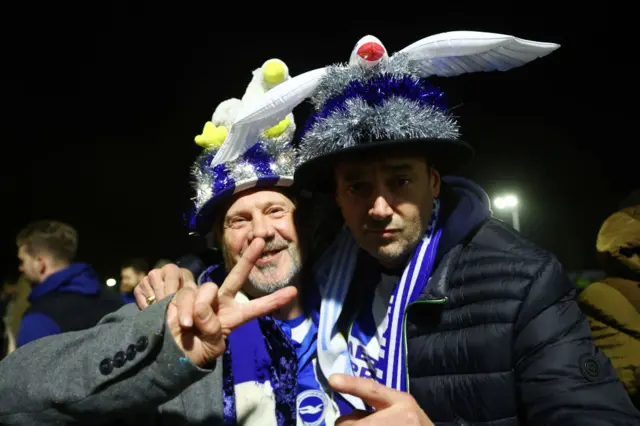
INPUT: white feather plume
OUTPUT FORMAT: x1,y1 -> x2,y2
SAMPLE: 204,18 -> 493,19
397,31 -> 560,77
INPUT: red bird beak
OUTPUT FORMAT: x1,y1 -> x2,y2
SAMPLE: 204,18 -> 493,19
357,42 -> 385,62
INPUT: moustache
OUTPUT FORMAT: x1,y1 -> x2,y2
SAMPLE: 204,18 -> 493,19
263,239 -> 289,253
240,238 -> 290,256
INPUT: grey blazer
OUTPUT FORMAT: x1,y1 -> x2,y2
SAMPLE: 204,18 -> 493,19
0,299 -> 225,425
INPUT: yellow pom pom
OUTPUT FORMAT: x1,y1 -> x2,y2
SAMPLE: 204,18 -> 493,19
262,59 -> 286,84
263,116 -> 291,138
195,122 -> 228,149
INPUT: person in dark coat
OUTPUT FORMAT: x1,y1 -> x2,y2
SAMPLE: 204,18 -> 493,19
239,33 -> 640,425
15,220 -> 122,347
134,32 -> 640,425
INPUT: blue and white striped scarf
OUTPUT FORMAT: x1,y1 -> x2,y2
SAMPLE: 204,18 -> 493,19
314,199 -> 442,410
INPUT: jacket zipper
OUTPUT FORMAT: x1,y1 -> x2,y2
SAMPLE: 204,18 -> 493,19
403,297 -> 448,392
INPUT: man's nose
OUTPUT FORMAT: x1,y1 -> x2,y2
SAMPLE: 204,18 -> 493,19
369,194 -> 394,219
249,216 -> 276,240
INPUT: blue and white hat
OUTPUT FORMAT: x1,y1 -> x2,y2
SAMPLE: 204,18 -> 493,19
189,58 -> 297,235
213,31 -> 559,193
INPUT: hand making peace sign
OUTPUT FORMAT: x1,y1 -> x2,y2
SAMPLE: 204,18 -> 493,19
165,237 -> 298,366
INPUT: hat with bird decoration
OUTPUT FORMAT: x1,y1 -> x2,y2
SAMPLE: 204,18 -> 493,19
188,58 -> 297,235
212,31 -> 559,193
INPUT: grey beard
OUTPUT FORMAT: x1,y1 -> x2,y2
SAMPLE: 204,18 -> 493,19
222,239 -> 303,295
249,243 -> 302,293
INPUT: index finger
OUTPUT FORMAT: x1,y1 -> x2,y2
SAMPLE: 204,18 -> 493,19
218,238 -> 265,298
329,374 -> 400,410
134,277 -> 152,309
179,267 -> 197,289
160,264 -> 184,295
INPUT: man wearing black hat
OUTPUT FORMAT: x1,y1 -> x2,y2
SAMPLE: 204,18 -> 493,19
243,33 -> 640,425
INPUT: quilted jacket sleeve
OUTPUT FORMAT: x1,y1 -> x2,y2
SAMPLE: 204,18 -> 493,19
513,256 -> 640,425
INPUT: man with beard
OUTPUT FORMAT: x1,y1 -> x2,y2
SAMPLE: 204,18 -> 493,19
131,55 -> 346,422
0,59 -> 314,425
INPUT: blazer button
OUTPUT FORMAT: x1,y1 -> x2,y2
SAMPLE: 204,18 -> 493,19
99,358 -> 113,375
113,351 -> 126,368
136,336 -> 148,352
126,344 -> 137,361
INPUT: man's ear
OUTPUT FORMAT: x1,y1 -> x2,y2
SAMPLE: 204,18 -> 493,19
430,167 -> 441,198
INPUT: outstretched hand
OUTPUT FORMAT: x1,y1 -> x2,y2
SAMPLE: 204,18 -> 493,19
166,238 -> 297,366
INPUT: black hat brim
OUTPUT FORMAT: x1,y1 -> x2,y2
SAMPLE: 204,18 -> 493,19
294,138 -> 473,194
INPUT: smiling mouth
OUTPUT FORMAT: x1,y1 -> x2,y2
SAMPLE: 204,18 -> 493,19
256,249 -> 284,265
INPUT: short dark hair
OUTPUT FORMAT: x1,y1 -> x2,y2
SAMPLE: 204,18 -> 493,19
16,220 -> 78,263
122,258 -> 149,274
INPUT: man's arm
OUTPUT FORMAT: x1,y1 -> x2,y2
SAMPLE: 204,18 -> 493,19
0,238 -> 297,425
514,256 -> 640,425
0,299 -> 212,425
16,312 -> 61,347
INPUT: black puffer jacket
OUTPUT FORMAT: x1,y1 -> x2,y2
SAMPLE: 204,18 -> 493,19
404,218 -> 640,425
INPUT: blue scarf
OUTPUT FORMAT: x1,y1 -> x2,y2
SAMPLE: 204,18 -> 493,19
314,198 -> 442,409
222,314 -> 298,425
197,265 -> 298,426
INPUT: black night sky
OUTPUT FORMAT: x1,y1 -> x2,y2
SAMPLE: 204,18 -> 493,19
1,10 -> 628,284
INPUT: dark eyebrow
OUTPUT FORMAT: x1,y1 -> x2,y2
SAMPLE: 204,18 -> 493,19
380,164 -> 413,173
341,163 -> 414,182
342,170 -> 365,182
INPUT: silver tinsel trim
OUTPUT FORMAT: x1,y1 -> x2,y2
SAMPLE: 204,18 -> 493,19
387,51 -> 419,74
298,96 -> 460,164
270,149 -> 296,178
191,136 -> 296,212
228,159 -> 259,183
311,51 -> 417,110
192,151 -> 215,210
